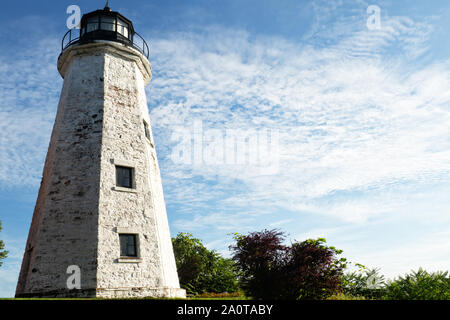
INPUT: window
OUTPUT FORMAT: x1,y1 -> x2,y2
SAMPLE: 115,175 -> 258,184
116,166 -> 133,189
119,234 -> 138,258
100,16 -> 116,32
117,18 -> 129,39
143,120 -> 151,140
86,16 -> 99,33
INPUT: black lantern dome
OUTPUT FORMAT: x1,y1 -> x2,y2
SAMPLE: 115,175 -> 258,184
61,5 -> 149,58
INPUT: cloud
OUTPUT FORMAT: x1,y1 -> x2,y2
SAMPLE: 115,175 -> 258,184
143,14 -> 449,225
345,230 -> 450,280
0,34 -> 61,189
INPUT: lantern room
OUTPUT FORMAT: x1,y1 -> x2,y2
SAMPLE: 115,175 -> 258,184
79,5 -> 134,45
61,5 -> 149,58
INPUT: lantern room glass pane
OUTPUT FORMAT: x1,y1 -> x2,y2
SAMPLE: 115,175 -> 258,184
101,16 -> 116,31
117,18 -> 129,39
86,16 -> 99,32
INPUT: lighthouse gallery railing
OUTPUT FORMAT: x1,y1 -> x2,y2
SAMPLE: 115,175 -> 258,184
61,28 -> 150,59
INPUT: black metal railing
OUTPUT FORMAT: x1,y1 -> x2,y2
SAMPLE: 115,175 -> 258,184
132,32 -> 149,59
61,27 -> 150,59
61,29 -> 80,51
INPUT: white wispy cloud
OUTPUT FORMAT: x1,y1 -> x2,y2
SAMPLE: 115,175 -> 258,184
143,13 -> 449,225
0,33 -> 61,189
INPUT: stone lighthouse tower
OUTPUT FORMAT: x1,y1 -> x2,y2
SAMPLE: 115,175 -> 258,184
15,5 -> 185,298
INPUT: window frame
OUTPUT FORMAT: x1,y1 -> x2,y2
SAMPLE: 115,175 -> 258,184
115,165 -> 134,189
100,15 -> 116,32
117,18 -> 130,39
111,159 -> 138,193
116,227 -> 142,263
119,233 -> 138,258
86,16 -> 99,33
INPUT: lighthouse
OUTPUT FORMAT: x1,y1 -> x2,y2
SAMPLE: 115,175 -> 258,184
15,5 -> 185,298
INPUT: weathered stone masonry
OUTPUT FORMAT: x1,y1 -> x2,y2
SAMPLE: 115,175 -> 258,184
15,42 -> 185,298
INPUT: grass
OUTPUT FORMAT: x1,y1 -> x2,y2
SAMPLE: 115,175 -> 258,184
189,291 -> 249,300
0,292 -> 369,300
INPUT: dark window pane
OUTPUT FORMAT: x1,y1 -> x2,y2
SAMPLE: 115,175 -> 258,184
86,16 -> 99,32
120,234 -> 128,256
116,166 -> 133,188
87,23 -> 98,32
100,16 -> 116,31
128,241 -> 136,257
119,234 -> 137,257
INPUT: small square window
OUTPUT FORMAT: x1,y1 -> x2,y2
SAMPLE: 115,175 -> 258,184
116,166 -> 133,189
119,234 -> 138,258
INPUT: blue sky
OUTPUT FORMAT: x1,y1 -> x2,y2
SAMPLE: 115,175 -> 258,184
0,0 -> 450,297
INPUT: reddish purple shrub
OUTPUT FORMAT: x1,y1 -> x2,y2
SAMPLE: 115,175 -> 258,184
230,230 -> 346,300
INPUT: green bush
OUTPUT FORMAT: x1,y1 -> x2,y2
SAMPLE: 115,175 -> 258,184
383,268 -> 450,300
172,232 -> 239,295
342,267 -> 386,299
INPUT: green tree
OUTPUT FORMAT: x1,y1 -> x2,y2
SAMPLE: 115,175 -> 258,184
383,268 -> 450,300
172,232 -> 239,295
0,220 -> 8,267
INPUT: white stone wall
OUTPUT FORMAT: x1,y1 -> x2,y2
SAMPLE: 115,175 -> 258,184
16,52 -> 105,297
16,42 -> 184,298
136,59 -> 181,290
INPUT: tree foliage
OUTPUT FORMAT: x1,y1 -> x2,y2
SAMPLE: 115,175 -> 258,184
343,267 -> 450,300
172,230 -> 449,300
342,267 -> 386,299
172,232 -> 239,295
230,229 -> 346,300
282,238 -> 347,299
0,220 -> 8,267
383,268 -> 450,300
230,229 -> 287,299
